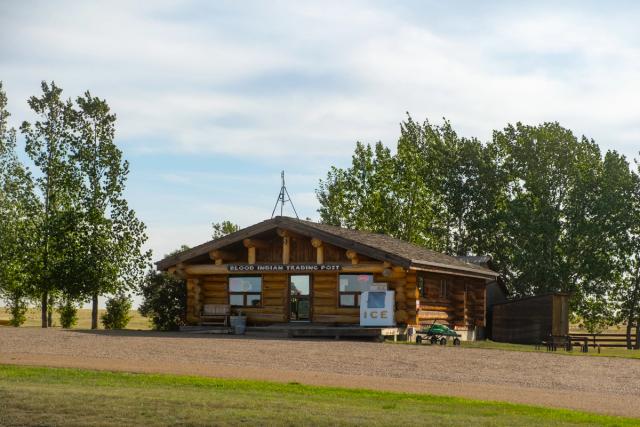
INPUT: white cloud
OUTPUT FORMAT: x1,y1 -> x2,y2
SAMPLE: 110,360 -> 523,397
2,1 -> 640,261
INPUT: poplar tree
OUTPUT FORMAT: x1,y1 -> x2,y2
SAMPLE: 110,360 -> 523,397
21,81 -> 78,327
0,82 -> 40,325
73,91 -> 150,329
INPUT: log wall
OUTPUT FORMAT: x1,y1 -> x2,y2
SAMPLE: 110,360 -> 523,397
185,268 -> 488,327
417,272 -> 486,328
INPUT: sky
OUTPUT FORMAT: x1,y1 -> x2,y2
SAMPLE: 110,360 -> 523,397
1,0 -> 640,265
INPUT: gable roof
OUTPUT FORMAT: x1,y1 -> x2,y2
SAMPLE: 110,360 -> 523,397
156,216 -> 499,279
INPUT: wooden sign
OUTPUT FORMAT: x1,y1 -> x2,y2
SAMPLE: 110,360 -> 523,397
227,264 -> 342,272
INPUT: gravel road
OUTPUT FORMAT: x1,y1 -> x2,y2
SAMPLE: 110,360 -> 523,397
1,327 -> 639,418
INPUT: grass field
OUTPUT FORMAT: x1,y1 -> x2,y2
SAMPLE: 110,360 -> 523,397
0,365 -> 637,426
459,339 -> 640,360
0,308 -> 151,330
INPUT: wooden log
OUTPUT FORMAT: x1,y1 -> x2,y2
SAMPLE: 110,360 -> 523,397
282,235 -> 290,265
243,238 -> 270,249
312,315 -> 359,324
313,306 -> 359,315
345,249 -> 359,265
313,289 -> 337,299
313,297 -> 337,306
248,247 -> 256,265
209,250 -> 238,262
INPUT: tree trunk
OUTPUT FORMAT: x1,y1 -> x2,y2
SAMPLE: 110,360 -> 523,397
47,293 -> 54,327
41,291 -> 48,328
629,267 -> 640,350
91,293 -> 99,329
626,267 -> 640,349
626,320 -> 634,350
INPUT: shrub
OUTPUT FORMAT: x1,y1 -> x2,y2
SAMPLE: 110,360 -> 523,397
58,300 -> 78,329
139,271 -> 186,331
101,294 -> 132,329
7,294 -> 28,327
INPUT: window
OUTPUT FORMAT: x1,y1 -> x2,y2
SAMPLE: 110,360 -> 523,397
229,276 -> 262,307
339,274 -> 373,307
417,273 -> 426,298
439,279 -> 448,298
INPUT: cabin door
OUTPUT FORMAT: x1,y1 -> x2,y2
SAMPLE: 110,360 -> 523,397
289,275 -> 311,321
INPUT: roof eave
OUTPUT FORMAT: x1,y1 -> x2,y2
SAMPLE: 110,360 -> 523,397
410,259 -> 499,280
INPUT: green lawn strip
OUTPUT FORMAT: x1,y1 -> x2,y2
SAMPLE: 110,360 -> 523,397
0,365 -> 637,426
387,339 -> 640,360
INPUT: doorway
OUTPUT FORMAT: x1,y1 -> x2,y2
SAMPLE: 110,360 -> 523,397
289,275 -> 311,321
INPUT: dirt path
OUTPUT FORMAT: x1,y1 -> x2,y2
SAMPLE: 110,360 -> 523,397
1,328 -> 639,418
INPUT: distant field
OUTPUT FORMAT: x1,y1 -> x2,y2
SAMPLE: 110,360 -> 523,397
0,365 -> 636,427
0,308 -> 150,330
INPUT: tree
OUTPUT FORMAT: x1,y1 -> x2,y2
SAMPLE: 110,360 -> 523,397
317,115 -> 501,255
21,81 -> 79,327
212,220 -> 239,239
101,293 -> 132,329
138,271 -> 186,331
72,91 -> 151,329
0,82 -> 39,325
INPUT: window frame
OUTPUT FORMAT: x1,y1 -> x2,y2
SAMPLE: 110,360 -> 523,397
439,278 -> 448,299
338,273 -> 374,308
417,273 -> 427,298
228,275 -> 263,308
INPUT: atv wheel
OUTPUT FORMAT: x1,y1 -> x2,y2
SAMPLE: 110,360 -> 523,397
416,336 -> 423,345
453,338 -> 461,346
430,336 -> 438,345
439,337 -> 447,346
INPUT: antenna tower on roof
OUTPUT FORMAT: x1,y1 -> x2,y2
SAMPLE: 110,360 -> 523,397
271,170 -> 299,219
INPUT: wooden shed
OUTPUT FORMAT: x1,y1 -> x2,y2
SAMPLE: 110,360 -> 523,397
156,217 -> 499,339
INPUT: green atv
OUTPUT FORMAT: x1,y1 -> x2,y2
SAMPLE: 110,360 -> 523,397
415,322 -> 461,346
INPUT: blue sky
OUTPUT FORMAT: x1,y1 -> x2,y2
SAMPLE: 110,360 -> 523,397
1,0 -> 640,262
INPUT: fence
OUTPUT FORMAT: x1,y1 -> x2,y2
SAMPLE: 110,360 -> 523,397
569,333 -> 638,349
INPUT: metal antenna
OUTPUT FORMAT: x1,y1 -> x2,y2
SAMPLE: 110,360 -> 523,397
271,170 -> 299,218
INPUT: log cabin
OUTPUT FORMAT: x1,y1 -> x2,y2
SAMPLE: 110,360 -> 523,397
155,216 -> 499,340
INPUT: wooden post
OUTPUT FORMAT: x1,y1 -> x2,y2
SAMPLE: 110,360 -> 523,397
209,249 -> 237,265
243,239 -> 267,265
346,249 -> 359,265
311,238 -> 323,264
278,229 -> 290,265
483,285 -> 487,328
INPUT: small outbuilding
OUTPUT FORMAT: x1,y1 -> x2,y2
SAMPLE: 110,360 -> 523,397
156,216 -> 499,340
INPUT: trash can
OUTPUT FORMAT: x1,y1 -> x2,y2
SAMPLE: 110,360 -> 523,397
230,315 -> 246,335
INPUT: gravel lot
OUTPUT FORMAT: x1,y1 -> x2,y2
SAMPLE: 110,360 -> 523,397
1,327 -> 639,417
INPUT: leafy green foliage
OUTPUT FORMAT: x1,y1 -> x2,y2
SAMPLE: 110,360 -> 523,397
101,294 -> 132,329
72,91 -> 151,328
0,82 -> 40,320
6,295 -> 28,327
318,116 -> 640,332
138,271 -> 186,331
58,300 -> 79,329
1,81 -> 150,329
212,220 -> 240,239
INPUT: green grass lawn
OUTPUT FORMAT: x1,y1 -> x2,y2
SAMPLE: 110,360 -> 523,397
458,339 -> 640,360
0,308 -> 151,330
389,337 -> 640,360
0,365 -> 637,426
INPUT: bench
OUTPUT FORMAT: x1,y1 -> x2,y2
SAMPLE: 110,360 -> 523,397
200,304 -> 230,326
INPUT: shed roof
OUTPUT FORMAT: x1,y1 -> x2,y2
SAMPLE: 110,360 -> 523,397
156,216 -> 499,279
